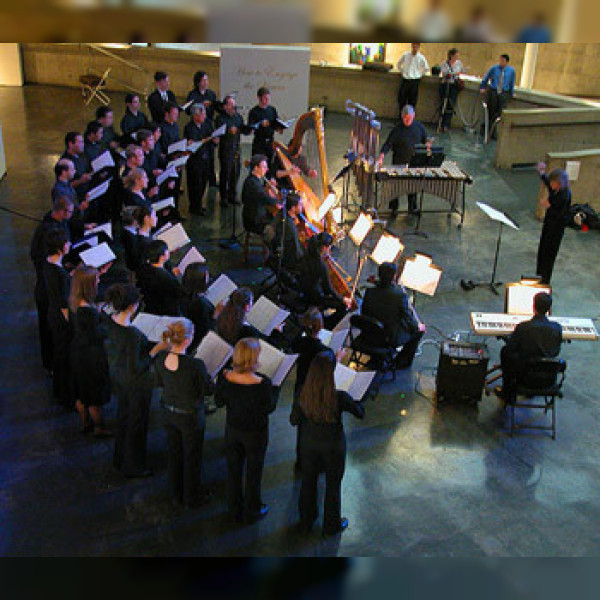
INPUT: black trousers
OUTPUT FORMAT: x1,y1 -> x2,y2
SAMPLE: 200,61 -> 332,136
398,78 -> 421,113
536,220 -> 565,285
500,344 -> 521,396
395,329 -> 424,368
219,150 -> 241,204
299,433 -> 346,534
438,82 -> 459,130
113,379 -> 152,476
224,425 -> 268,518
389,194 -> 418,213
163,409 -> 205,504
208,146 -> 217,186
186,155 -> 210,212
35,281 -> 53,371
47,310 -> 72,404
487,89 -> 509,130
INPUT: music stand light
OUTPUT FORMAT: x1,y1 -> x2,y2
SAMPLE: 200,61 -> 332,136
371,232 -> 404,265
349,211 -> 374,246
400,252 -> 442,297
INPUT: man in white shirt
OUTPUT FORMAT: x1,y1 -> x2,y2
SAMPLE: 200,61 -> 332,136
397,43 -> 429,116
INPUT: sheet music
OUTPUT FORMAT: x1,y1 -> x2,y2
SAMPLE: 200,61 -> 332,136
166,155 -> 189,171
187,140 -> 203,153
151,197 -> 175,212
275,117 -> 296,129
194,331 -> 233,380
180,100 -> 193,112
178,246 -> 206,274
317,328 -> 349,354
255,340 -> 298,386
156,223 -> 191,252
317,193 -> 337,221
91,150 -> 115,173
87,179 -> 111,201
153,222 -> 172,237
131,312 -> 159,339
86,221 -> 113,239
79,242 -> 116,268
334,363 -> 376,401
212,124 -> 226,138
73,235 -> 98,249
332,311 -> 358,333
272,353 -> 298,386
476,202 -> 519,230
156,166 -> 178,186
246,295 -> 290,336
400,259 -> 442,296
167,139 -> 188,155
204,274 -> 237,307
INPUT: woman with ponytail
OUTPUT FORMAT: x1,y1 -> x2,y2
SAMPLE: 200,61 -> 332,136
154,319 -> 215,507
104,283 -> 168,478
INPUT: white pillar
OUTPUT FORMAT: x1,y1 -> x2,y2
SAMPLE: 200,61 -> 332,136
520,43 -> 539,89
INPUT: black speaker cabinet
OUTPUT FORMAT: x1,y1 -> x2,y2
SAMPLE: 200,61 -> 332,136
436,341 -> 489,404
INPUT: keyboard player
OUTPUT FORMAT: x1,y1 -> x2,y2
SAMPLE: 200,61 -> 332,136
497,292 -> 562,399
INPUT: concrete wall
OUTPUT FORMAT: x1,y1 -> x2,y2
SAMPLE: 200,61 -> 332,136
0,43 -> 23,87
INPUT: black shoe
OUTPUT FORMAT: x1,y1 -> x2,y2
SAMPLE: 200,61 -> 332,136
323,517 -> 349,536
125,469 -> 154,479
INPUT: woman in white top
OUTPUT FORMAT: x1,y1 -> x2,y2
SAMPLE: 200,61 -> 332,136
438,48 -> 464,133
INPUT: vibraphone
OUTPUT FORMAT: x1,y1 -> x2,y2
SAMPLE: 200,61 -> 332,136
375,161 -> 472,225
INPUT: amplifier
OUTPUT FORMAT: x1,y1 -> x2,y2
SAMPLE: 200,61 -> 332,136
435,341 -> 489,404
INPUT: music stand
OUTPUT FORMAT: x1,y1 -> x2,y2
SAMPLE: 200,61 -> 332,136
460,202 -> 519,295
332,161 -> 353,224
400,252 -> 442,308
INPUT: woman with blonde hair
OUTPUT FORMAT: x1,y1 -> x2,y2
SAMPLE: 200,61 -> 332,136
215,337 -> 279,522
69,266 -> 112,437
154,319 -> 215,507
291,351 -> 365,535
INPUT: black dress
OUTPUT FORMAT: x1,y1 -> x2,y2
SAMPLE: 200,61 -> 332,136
154,351 -> 214,504
290,392 -> 365,534
70,306 -> 111,407
104,316 -> 154,476
43,261 -> 72,404
215,372 -> 278,519
180,293 -> 214,353
137,263 -> 183,316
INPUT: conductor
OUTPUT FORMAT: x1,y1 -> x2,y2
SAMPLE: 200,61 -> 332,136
377,105 -> 431,213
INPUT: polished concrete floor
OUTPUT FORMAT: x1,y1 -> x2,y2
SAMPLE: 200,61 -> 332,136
1,85 -> 599,557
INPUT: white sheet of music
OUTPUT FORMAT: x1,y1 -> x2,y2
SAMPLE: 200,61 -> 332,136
87,221 -> 113,239
246,296 -> 290,336
476,202 -> 519,230
204,274 -> 237,308
256,340 -> 298,386
79,242 -> 116,268
317,328 -> 349,354
194,331 -> 233,380
151,197 -> 175,212
212,124 -> 226,138
168,139 -> 188,155
187,140 -> 203,153
73,235 -> 98,249
166,155 -> 189,171
180,100 -> 193,112
156,223 -> 191,252
334,363 -> 376,401
87,179 -> 111,201
156,166 -> 178,186
132,313 -> 182,342
91,150 -> 115,173
178,246 -> 206,273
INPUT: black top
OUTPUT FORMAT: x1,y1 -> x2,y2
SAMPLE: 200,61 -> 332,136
241,174 -> 277,233
154,351 -> 214,413
297,254 -> 340,305
216,320 -> 264,347
120,109 -> 148,135
541,174 -> 571,226
104,316 -> 154,386
215,372 -> 278,431
142,149 -> 164,188
159,121 -> 180,156
504,314 -> 562,363
180,294 -> 214,353
361,283 -> 420,347
290,390 -> 365,440
99,126 -> 119,152
215,112 -> 244,156
291,335 -> 334,397
132,233 -> 152,273
30,213 -> 71,277
248,105 -> 279,148
123,189 -> 151,209
381,120 -> 428,165
183,120 -> 215,161
43,261 -> 70,313
186,88 -> 218,121
51,180 -> 77,206
273,211 -> 304,269
84,140 -> 103,164
147,89 -> 177,124
137,263 -> 183,316
121,227 -> 138,272
60,151 -> 91,200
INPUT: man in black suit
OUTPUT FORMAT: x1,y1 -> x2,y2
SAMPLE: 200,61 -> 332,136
241,154 -> 279,235
361,261 -> 426,369
499,292 -> 562,397
147,71 -> 176,124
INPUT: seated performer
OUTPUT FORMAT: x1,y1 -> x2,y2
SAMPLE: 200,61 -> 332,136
361,261 -> 426,369
271,191 -> 304,270
297,232 -> 352,330
241,154 -> 279,235
272,142 -> 318,190
497,292 -> 562,399
120,94 -> 148,145
377,105 -> 430,213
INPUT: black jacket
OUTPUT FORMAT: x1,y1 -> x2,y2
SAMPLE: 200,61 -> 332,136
504,314 -> 562,363
241,174 -> 277,233
147,89 -> 177,124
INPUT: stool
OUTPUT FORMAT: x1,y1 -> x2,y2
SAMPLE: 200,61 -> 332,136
243,230 -> 269,265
